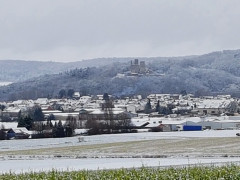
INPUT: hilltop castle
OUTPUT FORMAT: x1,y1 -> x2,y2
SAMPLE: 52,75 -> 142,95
130,59 -> 146,75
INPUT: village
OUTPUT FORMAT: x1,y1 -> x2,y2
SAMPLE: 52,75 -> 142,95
1,91 -> 240,140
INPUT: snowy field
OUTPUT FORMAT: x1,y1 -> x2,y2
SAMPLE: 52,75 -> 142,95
0,129 -> 239,151
1,130 -> 240,173
1,157 -> 240,174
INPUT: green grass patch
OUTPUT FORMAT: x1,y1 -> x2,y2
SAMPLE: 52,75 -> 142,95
1,165 -> 240,179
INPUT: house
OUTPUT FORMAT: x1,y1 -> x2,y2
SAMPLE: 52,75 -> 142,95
73,92 -> 80,99
197,99 -> 235,115
151,124 -> 171,132
42,109 -> 62,114
126,104 -> 144,113
131,117 -> 172,131
172,106 -> 192,114
87,108 -> 128,120
2,107 -> 21,119
79,96 -> 92,104
6,128 -> 30,139
51,112 -> 79,121
78,108 -> 131,128
147,94 -> 171,101
180,116 -> 240,130
35,98 -> 49,105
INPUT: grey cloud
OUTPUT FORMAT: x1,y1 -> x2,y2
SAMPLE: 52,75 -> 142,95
0,0 -> 240,61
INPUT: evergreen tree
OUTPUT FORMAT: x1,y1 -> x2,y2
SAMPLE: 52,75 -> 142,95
24,116 -> 33,130
0,124 -> 6,140
0,129 -> 6,140
144,98 -> 152,114
65,125 -> 73,137
56,120 -> 65,137
17,117 -> 26,128
18,116 -> 33,130
103,93 -> 110,101
52,122 -> 58,137
58,89 -> 66,98
0,104 -> 6,111
155,100 -> 160,112
67,89 -> 75,98
159,106 -> 172,115
180,90 -> 187,96
33,106 -> 44,121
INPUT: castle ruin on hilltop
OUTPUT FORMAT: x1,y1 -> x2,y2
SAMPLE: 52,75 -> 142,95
130,59 -> 146,75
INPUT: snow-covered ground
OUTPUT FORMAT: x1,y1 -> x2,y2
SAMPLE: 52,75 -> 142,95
1,157 -> 240,174
1,130 -> 240,174
0,130 -> 239,152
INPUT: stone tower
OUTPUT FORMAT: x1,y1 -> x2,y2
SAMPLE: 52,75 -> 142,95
139,61 -> 146,74
131,59 -> 140,74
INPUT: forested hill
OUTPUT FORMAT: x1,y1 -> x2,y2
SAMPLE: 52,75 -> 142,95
0,58 -> 137,82
1,49 -> 240,101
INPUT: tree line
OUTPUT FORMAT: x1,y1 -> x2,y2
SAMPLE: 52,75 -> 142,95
16,105 -> 77,139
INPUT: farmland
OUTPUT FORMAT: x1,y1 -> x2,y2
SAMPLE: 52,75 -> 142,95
1,137 -> 240,158
1,130 -> 240,173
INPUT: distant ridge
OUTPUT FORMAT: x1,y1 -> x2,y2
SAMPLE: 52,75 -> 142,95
1,49 -> 240,101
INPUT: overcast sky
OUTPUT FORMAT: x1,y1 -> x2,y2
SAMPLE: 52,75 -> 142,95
0,0 -> 240,62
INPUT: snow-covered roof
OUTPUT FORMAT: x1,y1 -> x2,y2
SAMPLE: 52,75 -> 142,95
89,109 -> 125,115
12,100 -> 25,104
42,110 -> 62,114
10,127 -> 29,134
0,122 -> 18,129
3,107 -> 21,113
131,116 -> 237,127
52,112 -> 79,117
197,99 -> 233,109
80,96 -> 91,99
172,106 -> 192,111
73,92 -> 80,97
74,129 -> 87,135
35,98 -> 49,105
